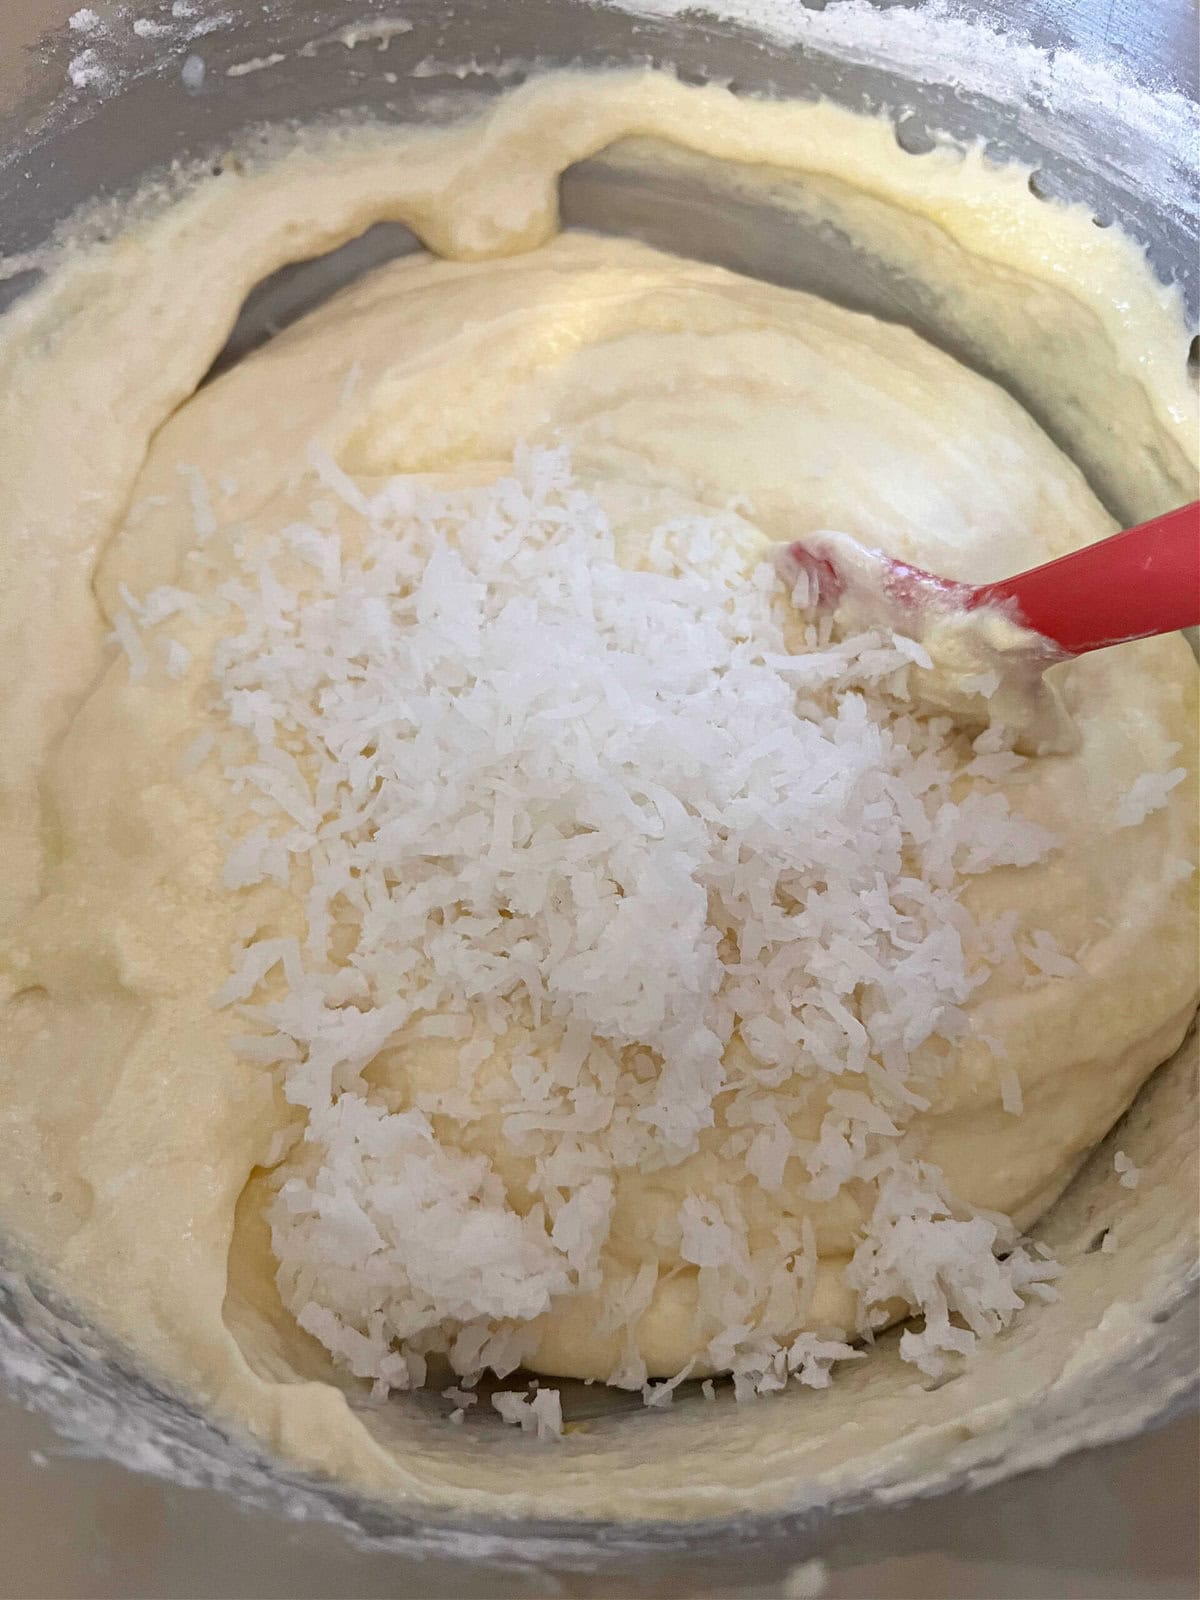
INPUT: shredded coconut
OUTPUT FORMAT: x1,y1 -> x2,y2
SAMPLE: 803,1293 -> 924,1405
999,1067 -> 1024,1116
178,464 -> 217,543
642,1361 -> 695,1408
111,608 -> 149,681
492,1387 -> 563,1440
1021,929 -> 1080,981
127,445 -> 1074,1414
1115,766 -> 1187,827
442,1385 -> 477,1409
1114,1151 -> 1141,1190
846,1163 -> 1059,1377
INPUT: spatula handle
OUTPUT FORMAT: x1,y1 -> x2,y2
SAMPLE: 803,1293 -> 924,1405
972,501 -> 1200,656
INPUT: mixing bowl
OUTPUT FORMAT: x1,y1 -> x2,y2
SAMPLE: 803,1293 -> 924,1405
1,1 -> 1196,1593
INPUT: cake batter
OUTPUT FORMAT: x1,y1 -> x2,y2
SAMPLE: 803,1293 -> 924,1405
0,71 -> 1195,1510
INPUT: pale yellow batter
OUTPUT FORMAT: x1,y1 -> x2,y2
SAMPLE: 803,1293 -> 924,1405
0,72 -> 1196,1514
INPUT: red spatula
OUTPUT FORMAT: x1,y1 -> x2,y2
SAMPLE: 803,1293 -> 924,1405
786,500 -> 1200,657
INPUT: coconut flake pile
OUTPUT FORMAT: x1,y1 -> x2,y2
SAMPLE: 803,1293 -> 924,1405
125,444 -> 1066,1413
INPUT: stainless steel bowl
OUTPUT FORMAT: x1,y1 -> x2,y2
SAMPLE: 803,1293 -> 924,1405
1,3 -> 1196,1594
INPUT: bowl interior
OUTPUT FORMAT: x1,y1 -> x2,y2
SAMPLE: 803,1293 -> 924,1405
0,0 -> 1196,1577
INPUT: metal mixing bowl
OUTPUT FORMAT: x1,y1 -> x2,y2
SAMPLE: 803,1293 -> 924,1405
1,3 -> 1196,1594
